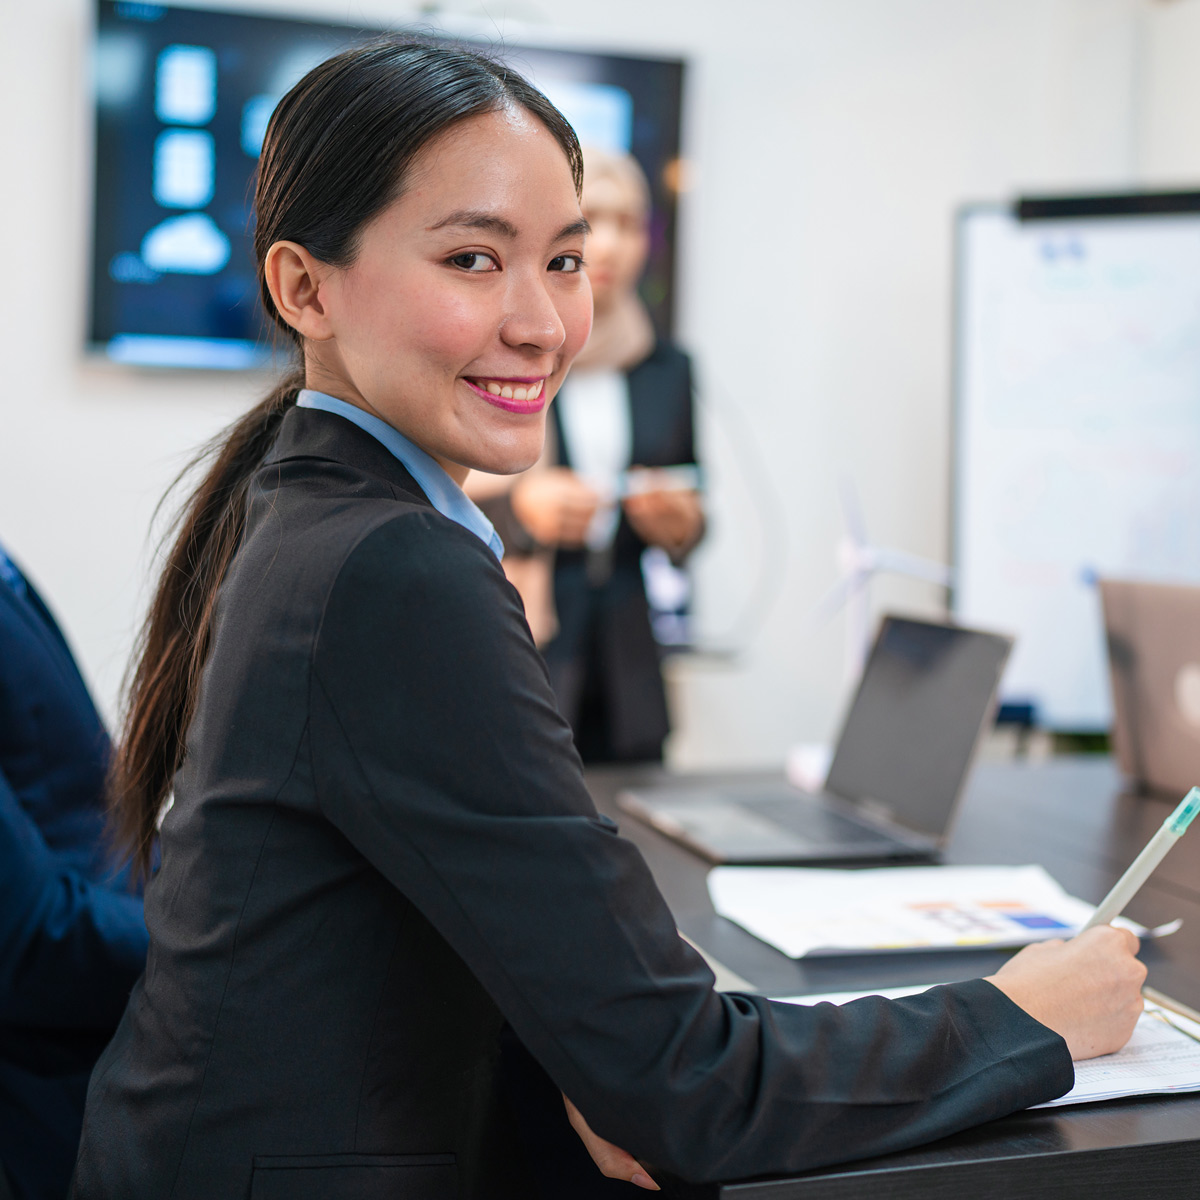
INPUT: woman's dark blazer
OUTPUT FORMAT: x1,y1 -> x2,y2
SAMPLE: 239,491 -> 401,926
544,340 -> 698,760
71,407 -> 1072,1199
484,339 -> 701,760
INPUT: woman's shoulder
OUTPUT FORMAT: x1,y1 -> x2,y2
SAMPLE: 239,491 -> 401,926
234,456 -> 504,645
248,411 -> 493,589
312,511 -> 531,691
327,508 -> 505,615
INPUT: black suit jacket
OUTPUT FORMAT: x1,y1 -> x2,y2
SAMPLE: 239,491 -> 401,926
72,407 -> 1072,1199
491,341 -> 701,759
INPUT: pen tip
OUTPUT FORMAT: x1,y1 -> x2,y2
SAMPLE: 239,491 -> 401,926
1169,787 -> 1200,835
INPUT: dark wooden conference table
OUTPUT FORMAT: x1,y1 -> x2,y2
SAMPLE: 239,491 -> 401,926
585,757 -> 1200,1199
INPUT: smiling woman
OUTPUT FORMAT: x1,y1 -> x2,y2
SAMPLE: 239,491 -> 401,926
71,36 -> 1146,1200
265,106 -> 592,482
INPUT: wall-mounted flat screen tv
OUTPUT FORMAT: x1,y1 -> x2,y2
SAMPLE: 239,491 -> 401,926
91,1 -> 685,369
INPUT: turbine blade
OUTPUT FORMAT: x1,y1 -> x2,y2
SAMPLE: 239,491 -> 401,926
870,548 -> 954,586
811,571 -> 869,625
838,475 -> 868,547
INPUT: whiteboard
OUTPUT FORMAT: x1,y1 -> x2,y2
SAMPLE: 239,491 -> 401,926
952,202 -> 1200,730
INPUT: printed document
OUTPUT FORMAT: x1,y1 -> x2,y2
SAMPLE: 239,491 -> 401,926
707,863 -> 1173,958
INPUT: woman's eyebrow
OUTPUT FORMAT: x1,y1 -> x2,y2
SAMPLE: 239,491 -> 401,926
427,212 -> 591,242
428,210 -> 519,238
556,218 -> 592,241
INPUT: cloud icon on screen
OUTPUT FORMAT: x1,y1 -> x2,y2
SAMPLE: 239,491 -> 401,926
141,213 -> 231,275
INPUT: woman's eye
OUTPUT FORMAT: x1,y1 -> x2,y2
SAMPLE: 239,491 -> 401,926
549,255 -> 584,273
449,252 -> 498,272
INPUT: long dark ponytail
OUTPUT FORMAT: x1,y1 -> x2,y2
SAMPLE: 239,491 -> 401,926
112,39 -> 583,877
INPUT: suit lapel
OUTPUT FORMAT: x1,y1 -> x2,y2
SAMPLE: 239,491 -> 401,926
626,349 -> 663,467
549,401 -> 572,471
554,354 -> 659,471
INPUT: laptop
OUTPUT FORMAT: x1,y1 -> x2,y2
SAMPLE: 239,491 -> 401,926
1099,577 -> 1200,797
617,615 -> 1012,864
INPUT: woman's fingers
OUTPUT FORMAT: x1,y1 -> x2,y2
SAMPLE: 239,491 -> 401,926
557,491 -> 600,544
622,488 -> 702,550
512,470 -> 599,546
986,924 -> 1148,1060
563,1094 -> 661,1191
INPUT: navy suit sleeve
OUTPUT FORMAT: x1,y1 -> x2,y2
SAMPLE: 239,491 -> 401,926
0,764 -> 147,1029
309,514 -> 1073,1184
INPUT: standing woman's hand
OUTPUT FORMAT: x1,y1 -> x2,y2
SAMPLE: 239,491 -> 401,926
511,469 -> 600,548
621,475 -> 703,558
563,1094 -> 661,1190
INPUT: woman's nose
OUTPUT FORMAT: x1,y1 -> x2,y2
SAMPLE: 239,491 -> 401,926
500,273 -> 567,352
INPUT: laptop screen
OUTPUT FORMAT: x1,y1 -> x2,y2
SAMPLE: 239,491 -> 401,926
825,617 -> 1012,838
1100,577 -> 1200,796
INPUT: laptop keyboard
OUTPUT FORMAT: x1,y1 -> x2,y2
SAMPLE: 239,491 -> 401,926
744,792 -> 900,849
617,785 -> 927,862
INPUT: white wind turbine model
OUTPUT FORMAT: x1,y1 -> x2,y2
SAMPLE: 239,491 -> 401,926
812,479 -> 955,685
788,481 -> 955,793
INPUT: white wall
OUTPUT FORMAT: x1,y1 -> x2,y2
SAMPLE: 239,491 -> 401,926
1137,0 -> 1200,185
0,0 -> 1182,767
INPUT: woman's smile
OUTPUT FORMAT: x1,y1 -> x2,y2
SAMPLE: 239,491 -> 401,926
462,375 -> 547,412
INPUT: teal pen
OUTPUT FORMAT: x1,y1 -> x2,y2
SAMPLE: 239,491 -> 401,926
1081,786 -> 1200,932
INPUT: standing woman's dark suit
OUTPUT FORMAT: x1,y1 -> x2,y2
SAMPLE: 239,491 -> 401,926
71,407 -> 1072,1198
542,340 -> 697,762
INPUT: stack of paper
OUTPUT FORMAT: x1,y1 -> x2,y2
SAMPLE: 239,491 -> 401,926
707,864 -> 1167,959
1040,1003 -> 1200,1107
778,986 -> 1200,1109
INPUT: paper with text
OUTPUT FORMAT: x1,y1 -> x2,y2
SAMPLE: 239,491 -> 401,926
708,863 -> 1169,958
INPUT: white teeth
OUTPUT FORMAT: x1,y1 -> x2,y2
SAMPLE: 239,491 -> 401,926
476,378 -> 544,401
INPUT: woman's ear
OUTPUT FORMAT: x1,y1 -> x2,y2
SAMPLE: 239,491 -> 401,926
264,241 -> 335,341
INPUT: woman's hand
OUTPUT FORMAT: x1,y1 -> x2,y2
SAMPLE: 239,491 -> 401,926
621,477 -> 703,556
563,1094 -> 660,1191
985,925 -> 1147,1059
511,469 -> 600,548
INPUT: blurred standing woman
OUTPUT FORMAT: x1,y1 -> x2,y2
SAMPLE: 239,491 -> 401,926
472,148 -> 704,764
73,38 -> 1146,1200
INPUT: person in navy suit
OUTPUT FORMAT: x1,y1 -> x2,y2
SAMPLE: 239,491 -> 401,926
0,543 -> 148,1200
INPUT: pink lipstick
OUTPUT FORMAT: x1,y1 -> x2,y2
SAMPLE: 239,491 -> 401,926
463,376 -> 547,414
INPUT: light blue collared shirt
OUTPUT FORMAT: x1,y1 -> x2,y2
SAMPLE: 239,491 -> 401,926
296,389 -> 503,562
